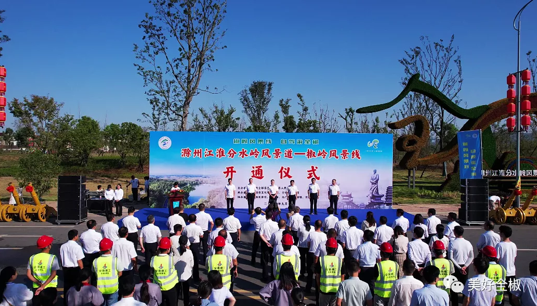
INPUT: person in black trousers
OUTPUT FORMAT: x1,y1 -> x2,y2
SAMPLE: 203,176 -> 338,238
246,178 -> 256,212
61,229 -> 83,305
328,179 -> 340,215
186,214 -> 203,282
224,178 -> 236,209
259,210 -> 274,281
308,178 -> 319,215
250,207 -> 264,265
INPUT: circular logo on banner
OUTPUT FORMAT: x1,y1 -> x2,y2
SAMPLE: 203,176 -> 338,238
158,136 -> 172,150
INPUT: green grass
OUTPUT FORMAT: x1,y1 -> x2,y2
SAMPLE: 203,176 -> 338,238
392,169 -> 460,204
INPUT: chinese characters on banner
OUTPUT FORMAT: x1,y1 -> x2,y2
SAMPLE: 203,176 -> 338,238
457,131 -> 483,179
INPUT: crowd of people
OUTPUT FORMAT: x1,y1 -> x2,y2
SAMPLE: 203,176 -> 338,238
2,206 -> 537,306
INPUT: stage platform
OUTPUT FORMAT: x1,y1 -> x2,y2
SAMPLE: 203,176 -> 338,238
119,208 -> 415,231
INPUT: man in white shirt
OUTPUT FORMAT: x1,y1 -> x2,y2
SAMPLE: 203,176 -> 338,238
268,179 -> 279,210
259,211 -> 279,282
336,261 -> 374,306
112,227 -> 138,276
209,218 -> 232,248
208,230 -> 240,292
273,233 -> 301,278
314,229 -> 344,263
224,178 -> 236,209
407,227 -> 432,278
246,178 -> 256,212
184,214 -> 204,281
122,206 -> 141,250
462,257 -> 497,306
308,178 -> 320,215
328,179 -> 341,215
79,219 -> 103,269
476,221 -> 501,252
139,215 -> 162,267
388,260 -> 424,306
167,207 -> 187,237
392,209 -> 410,233
425,208 -> 441,244
111,276 -> 145,306
60,229 -> 85,296
305,220 -> 327,293
342,216 -> 364,263
335,210 -> 350,244
101,214 -> 120,242
496,225 -> 518,304
374,216 -> 394,246
126,175 -> 140,202
250,207 -> 266,265
270,219 -> 288,257
223,208 -> 242,249
444,212 -> 460,240
287,179 -> 299,210
323,207 -> 339,233
448,225 -> 474,305
353,230 -> 380,293
489,195 -> 502,211
288,206 -> 303,245
196,203 -> 214,262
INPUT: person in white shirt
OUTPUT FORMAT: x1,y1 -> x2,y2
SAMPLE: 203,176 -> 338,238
208,230 -> 240,292
270,220 -> 288,257
407,227 -> 432,279
112,227 -> 138,276
272,234 -> 301,278
0,266 -> 34,306
126,175 -> 140,202
209,218 -> 232,249
374,216 -> 394,246
174,235 -> 194,302
123,206 -> 142,251
410,214 -> 429,241
166,207 -> 186,237
196,204 -> 214,262
208,270 -> 236,306
224,178 -> 236,210
489,195 -> 502,211
288,206 -> 303,244
336,261 -> 374,306
444,212 -> 460,240
428,224 -> 450,254
104,185 -> 115,216
496,225 -> 517,303
114,184 -> 124,217
287,180 -> 299,210
297,215 -> 314,281
170,182 -> 181,192
308,178 -> 320,215
334,210 -> 350,244
250,207 -> 266,265
342,216 -> 364,262
101,214 -> 120,242
111,276 -> 146,306
328,179 -> 341,215
353,230 -> 380,293
60,229 -> 85,296
388,260 -> 424,306
79,220 -> 103,269
425,208 -> 441,243
392,209 -> 410,233
462,257 -> 497,306
361,211 -> 377,232
323,207 -> 339,233
267,179 -> 279,211
223,208 -> 241,248
314,229 -> 344,263
246,178 -> 256,212
183,214 -> 204,282
448,226 -> 474,305
393,226 -> 409,278
476,221 -> 501,252
305,220 -> 327,293
139,215 -> 162,267
259,211 -> 280,282
171,224 -> 191,258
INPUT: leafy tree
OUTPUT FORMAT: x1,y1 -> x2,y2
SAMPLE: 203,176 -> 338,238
528,51 -> 537,92
191,103 -> 240,132
240,81 -> 274,132
2,127 -> 14,148
16,151 -> 61,198
134,0 -> 227,131
50,114 -> 75,161
279,98 -> 296,133
103,122 -> 144,166
0,10 -> 10,58
132,131 -> 149,171
14,127 -> 33,149
139,97 -> 168,131
339,107 -> 358,133
70,116 -> 101,166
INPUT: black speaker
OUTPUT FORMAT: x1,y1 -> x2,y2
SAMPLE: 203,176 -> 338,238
460,179 -> 489,224
56,176 -> 87,224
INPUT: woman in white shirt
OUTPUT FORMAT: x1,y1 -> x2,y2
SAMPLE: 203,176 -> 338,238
104,185 -> 115,216
392,226 -> 409,278
0,266 -> 33,306
361,211 -> 377,232
410,214 -> 429,240
174,236 -> 194,303
428,224 -> 449,255
208,270 -> 236,306
114,184 -> 124,217
171,182 -> 180,192
297,215 -> 314,281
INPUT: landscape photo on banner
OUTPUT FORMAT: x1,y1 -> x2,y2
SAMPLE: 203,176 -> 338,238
149,132 -> 393,210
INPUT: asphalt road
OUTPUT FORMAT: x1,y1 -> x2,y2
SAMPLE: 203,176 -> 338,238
0,213 -> 536,306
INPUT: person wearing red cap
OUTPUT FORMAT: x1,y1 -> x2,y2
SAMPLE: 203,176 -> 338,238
92,238 -> 121,306
425,240 -> 454,295
273,234 -> 301,280
372,242 -> 399,306
27,235 -> 60,295
150,237 -> 179,306
316,238 -> 345,306
481,245 -> 506,305
206,236 -> 233,291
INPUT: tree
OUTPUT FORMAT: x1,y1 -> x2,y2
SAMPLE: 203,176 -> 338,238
132,131 -> 149,171
134,0 -> 227,131
2,127 -> 14,148
398,35 -> 463,176
528,51 -> 537,92
239,81 -> 274,132
50,114 -> 75,161
190,103 -> 240,132
339,107 -> 358,133
295,94 -> 319,133
14,127 -> 33,149
16,151 -> 62,198
103,122 -> 144,166
0,10 -> 10,58
70,116 -> 101,166
139,97 -> 168,131
279,98 -> 296,133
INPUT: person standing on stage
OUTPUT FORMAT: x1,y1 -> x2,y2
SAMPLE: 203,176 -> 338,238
289,206 -> 303,245
112,227 -> 138,277
223,208 -> 241,249
127,175 -> 140,202
139,215 -> 162,266
104,185 -> 115,216
101,214 -> 119,242
287,180 -> 299,211
224,179 -> 236,209
308,178 -> 320,215
196,204 -> 214,262
80,220 -> 103,269
60,229 -> 85,301
184,214 -> 204,282
114,184 -> 124,217
122,207 -> 141,250
250,207 -> 266,266
246,178 -> 256,212
268,179 -> 279,211
167,207 -> 186,238
328,179 -> 340,215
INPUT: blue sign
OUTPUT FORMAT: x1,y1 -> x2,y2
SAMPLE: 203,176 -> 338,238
457,130 -> 483,179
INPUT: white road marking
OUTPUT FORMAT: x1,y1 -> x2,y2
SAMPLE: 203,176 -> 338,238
518,249 -> 537,251
0,235 -> 53,238
0,248 -> 23,250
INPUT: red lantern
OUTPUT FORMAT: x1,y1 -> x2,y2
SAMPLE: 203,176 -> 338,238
522,85 -> 531,96
522,114 -> 532,127
0,67 -> 5,78
507,88 -> 516,99
507,102 -> 516,115
25,185 -> 34,193
532,189 -> 537,196
0,112 -> 5,122
0,96 -> 5,107
507,74 -> 516,85
522,69 -> 532,82
516,189 -> 523,196
507,117 -> 516,132
0,82 -> 5,93
6,186 -> 14,193
522,100 -> 532,113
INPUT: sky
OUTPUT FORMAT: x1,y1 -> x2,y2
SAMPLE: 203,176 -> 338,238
2,0 -> 537,129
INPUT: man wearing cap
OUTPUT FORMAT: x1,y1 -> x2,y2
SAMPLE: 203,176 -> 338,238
372,242 -> 399,306
150,237 -> 179,306
93,238 -> 122,306
273,230 -> 301,257
315,229 -> 344,264
27,235 -> 60,295
316,238 -> 345,306
206,236 -> 233,290
273,234 -> 301,280
481,245 -> 507,306
425,241 -> 454,295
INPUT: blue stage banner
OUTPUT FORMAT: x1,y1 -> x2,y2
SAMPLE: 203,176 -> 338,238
457,130 -> 483,179
149,132 -> 393,210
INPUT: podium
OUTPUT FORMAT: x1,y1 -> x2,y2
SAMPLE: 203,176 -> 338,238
168,193 -> 185,216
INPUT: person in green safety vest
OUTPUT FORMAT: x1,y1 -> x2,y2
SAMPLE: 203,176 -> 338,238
92,238 -> 121,306
481,245 -> 507,306
373,242 -> 399,306
150,237 -> 179,306
206,236 -> 233,290
273,234 -> 301,280
316,238 -> 345,306
27,235 -> 60,296
425,240 -> 454,295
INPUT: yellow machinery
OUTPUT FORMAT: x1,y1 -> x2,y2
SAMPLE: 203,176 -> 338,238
521,187 -> 537,225
492,187 -> 526,225
0,182 -> 48,222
